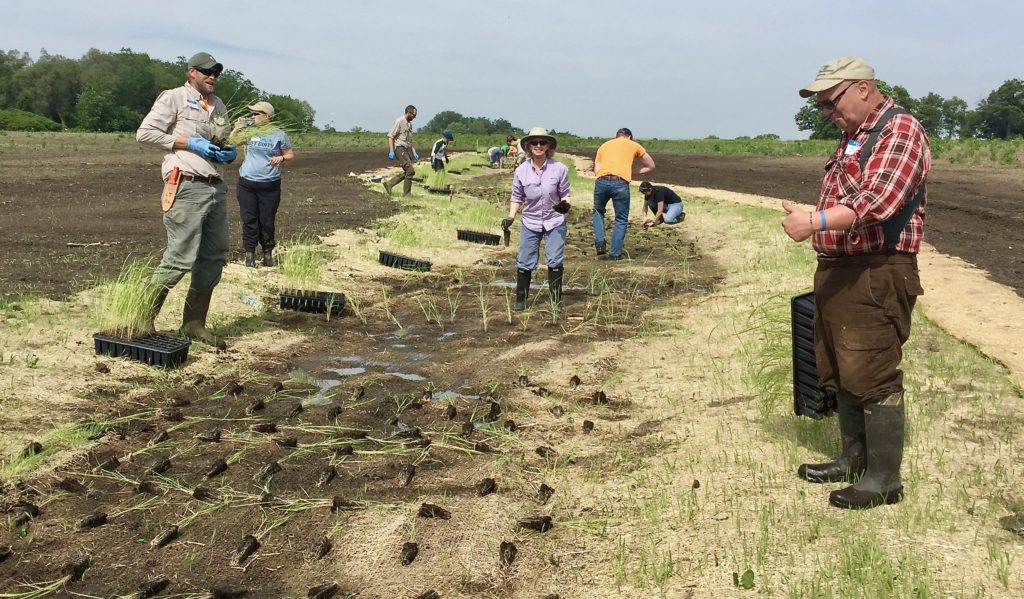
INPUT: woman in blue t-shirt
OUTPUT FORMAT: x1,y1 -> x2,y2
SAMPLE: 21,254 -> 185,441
234,101 -> 294,267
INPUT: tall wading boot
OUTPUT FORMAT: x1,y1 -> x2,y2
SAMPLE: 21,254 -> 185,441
798,396 -> 866,483
139,285 -> 171,337
179,286 -> 227,350
514,268 -> 532,312
262,250 -> 274,267
829,392 -> 905,509
547,266 -> 564,312
244,252 -> 256,267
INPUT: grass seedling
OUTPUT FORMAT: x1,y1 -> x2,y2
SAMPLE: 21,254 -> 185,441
279,237 -> 325,291
91,257 -> 160,339
477,283 -> 489,332
503,288 -> 513,325
446,286 -> 463,323
381,284 -> 402,330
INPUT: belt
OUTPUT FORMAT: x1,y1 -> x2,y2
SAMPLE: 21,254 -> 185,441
180,174 -> 222,184
597,175 -> 627,182
817,253 -> 916,266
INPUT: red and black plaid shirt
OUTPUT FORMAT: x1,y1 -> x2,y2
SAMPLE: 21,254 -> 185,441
812,97 -> 930,256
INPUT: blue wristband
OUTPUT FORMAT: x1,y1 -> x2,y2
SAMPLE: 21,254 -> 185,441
819,211 -> 827,231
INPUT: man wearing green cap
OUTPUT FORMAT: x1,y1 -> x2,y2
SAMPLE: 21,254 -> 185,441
782,57 -> 931,510
136,51 -> 237,349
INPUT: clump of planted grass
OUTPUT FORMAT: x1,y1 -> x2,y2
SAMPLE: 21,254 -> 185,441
279,237 -> 326,291
91,258 -> 161,339
426,168 -> 450,191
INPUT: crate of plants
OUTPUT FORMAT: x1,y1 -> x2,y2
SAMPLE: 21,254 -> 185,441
278,290 -> 345,316
378,250 -> 431,272
425,170 -> 453,195
456,230 -> 501,246
278,238 -> 346,317
91,259 -> 191,368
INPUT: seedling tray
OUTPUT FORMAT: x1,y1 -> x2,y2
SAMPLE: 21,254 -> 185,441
791,291 -> 822,418
93,333 -> 191,368
379,251 -> 431,272
457,230 -> 501,246
279,290 -> 345,316
425,186 -> 453,196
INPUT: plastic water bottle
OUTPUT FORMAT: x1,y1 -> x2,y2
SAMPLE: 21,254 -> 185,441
240,294 -> 263,309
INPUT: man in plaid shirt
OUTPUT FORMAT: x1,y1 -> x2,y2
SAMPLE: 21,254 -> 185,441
782,57 -> 930,510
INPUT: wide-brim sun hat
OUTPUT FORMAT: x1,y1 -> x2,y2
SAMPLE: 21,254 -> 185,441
520,127 -> 557,152
799,56 -> 875,98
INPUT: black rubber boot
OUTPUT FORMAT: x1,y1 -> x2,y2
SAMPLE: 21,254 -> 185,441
262,250 -> 274,267
547,266 -> 564,311
139,285 -> 171,337
179,286 -> 226,349
829,393 -> 905,509
244,252 -> 256,267
514,268 -> 532,312
798,396 -> 866,483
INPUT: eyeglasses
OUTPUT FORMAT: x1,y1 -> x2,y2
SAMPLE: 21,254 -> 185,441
817,81 -> 857,111
194,66 -> 222,78
528,140 -> 549,147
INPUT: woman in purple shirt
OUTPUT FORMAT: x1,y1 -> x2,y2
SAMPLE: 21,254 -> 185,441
501,127 -> 572,312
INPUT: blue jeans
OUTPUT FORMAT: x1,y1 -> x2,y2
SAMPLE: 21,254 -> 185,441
647,200 -> 685,224
592,178 -> 631,257
516,223 -> 566,270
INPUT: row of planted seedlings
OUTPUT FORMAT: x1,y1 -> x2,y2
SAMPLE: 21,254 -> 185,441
0,346 -> 614,597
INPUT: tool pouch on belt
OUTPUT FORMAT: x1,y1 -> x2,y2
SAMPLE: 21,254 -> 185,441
161,167 -> 181,212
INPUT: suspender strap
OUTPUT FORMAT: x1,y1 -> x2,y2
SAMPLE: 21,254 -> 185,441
857,106 -> 925,249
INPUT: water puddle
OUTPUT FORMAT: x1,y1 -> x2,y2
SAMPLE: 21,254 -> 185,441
432,390 -> 480,401
438,332 -> 457,341
389,372 -> 427,381
327,367 -> 366,377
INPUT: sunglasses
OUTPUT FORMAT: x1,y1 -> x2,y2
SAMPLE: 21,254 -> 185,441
194,66 -> 222,78
528,139 -> 550,147
817,81 -> 857,111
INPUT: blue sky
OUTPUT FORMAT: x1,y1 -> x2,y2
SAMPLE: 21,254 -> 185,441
4,1 -> 1022,139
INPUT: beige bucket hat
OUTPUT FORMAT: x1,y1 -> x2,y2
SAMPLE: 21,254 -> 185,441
520,127 -> 557,151
799,57 -> 875,98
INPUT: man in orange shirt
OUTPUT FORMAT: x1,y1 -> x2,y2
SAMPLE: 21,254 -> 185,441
592,127 -> 655,259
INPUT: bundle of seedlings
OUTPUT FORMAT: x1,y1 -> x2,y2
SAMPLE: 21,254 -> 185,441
425,168 -> 452,195
278,237 -> 345,317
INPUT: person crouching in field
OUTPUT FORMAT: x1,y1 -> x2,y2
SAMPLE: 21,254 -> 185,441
431,131 -> 453,171
233,101 -> 294,268
503,128 -> 571,312
639,181 -> 685,228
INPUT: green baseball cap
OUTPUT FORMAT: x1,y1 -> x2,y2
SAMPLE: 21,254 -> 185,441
799,57 -> 874,98
187,52 -> 223,73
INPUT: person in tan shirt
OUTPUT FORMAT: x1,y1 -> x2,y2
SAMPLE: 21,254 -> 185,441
383,105 -> 419,196
136,51 -> 237,349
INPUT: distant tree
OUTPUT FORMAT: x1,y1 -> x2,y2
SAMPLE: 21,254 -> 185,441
421,110 -> 464,132
12,50 -> 81,126
970,79 -> 1024,139
941,97 -> 969,138
0,50 -> 31,108
266,94 -> 316,131
914,92 -> 944,138
754,133 -> 780,140
74,86 -> 142,131
794,100 -> 841,139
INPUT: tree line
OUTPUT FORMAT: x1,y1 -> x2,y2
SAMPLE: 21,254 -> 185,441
795,79 -> 1024,140
0,48 -> 316,133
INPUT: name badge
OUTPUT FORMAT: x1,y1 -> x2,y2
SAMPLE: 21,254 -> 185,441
844,139 -> 863,157
186,99 -> 200,110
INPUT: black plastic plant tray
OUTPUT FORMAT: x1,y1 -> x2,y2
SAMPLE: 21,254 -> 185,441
279,290 -> 345,316
457,230 -> 501,246
378,250 -> 431,272
93,333 -> 191,368
791,291 -> 822,418
426,187 -> 452,195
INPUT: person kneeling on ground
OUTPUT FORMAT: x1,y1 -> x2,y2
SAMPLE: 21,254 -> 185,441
503,127 -> 571,312
640,181 -> 685,228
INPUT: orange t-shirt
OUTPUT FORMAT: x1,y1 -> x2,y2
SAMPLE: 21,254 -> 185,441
594,137 -> 646,182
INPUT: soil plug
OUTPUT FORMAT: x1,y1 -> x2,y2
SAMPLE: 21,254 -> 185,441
137,480 -> 160,495
157,407 -> 183,422
95,362 -> 110,373
78,512 -> 108,530
331,496 -> 362,512
421,389 -> 432,401
271,381 -> 285,394
211,588 -> 249,599
0,545 -> 11,563
531,386 -> 550,397
148,429 -> 169,446
401,541 -> 419,565
500,540 -> 517,567
253,461 -> 282,482
313,536 -> 332,560
333,445 -> 354,457
476,477 -> 497,497
417,503 -> 451,520
486,401 -> 502,422
245,399 -> 265,415
21,441 -> 42,458
569,375 -> 581,388
249,422 -> 277,433
233,534 -> 260,565
96,456 -> 120,471
516,515 -> 553,533
406,437 -> 431,449
415,591 -> 440,599
273,436 -> 298,448
136,575 -> 170,598
148,457 -> 172,475
537,484 -> 555,505
443,404 -> 457,420
285,403 -> 303,419
315,465 -> 337,489
167,395 -> 191,408
517,374 -> 529,386
474,441 -> 494,453
536,446 -> 557,459
150,525 -> 179,548
400,464 -> 416,487
351,385 -> 365,400
57,477 -> 89,494
196,428 -> 222,442
13,501 -> 40,525
592,390 -> 608,404
549,405 -> 565,417
502,419 -> 517,432
582,420 -> 594,433
64,555 -> 91,581
308,582 -> 339,599
227,381 -> 244,396
692,479 -> 701,489
205,459 -> 229,479
193,486 -> 218,502
326,405 -> 342,420
191,374 -> 206,386
461,422 -> 475,438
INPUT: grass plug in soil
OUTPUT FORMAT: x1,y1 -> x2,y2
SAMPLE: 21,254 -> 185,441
232,535 -> 260,565
205,459 -> 229,479
500,541 -> 517,567
516,515 -> 553,533
537,484 -> 555,504
57,477 -> 89,494
417,503 -> 451,520
313,536 -> 333,560
401,542 -> 419,565
476,477 -> 497,496
77,511 -> 108,530
136,575 -> 171,598
150,525 -> 179,548
307,581 -> 339,599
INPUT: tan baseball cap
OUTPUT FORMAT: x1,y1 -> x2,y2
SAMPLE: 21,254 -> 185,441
799,57 -> 875,98
247,101 -> 275,117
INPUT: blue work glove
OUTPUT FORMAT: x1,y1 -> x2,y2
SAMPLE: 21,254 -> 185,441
212,145 -> 237,164
411,150 -> 420,161
388,150 -> 396,160
186,136 -> 220,160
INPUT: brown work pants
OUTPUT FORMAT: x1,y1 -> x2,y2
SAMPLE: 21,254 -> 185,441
813,254 -> 923,406
387,146 -> 416,195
